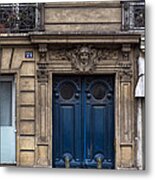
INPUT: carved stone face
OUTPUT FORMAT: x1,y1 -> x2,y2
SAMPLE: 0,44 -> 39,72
79,47 -> 90,66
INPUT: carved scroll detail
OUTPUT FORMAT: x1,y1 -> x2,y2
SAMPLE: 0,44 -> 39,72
37,44 -> 49,82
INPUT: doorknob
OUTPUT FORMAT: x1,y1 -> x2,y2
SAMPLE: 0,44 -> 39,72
94,154 -> 104,169
97,157 -> 103,169
63,153 -> 72,168
65,156 -> 70,168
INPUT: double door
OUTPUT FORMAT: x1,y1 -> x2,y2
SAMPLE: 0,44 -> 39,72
53,75 -> 115,169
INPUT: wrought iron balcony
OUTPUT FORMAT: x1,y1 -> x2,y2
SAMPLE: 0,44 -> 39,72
0,3 -> 42,33
122,1 -> 145,31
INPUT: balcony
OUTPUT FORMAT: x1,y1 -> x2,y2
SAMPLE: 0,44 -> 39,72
0,3 -> 43,33
122,1 -> 145,31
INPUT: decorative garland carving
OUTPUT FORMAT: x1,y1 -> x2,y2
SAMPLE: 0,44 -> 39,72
98,49 -> 119,61
49,45 -> 119,73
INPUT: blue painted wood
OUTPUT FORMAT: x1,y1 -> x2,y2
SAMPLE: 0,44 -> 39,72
53,75 -> 114,169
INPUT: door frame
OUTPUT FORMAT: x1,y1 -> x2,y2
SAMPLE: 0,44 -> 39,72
51,73 -> 116,169
0,75 -> 16,164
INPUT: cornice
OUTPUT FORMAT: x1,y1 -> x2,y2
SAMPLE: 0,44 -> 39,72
0,32 -> 140,45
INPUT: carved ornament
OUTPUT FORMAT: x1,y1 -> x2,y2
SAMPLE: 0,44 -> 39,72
66,46 -> 99,72
37,44 -> 49,82
49,45 -> 119,73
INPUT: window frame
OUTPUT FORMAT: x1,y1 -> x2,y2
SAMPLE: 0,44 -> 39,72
0,75 -> 15,129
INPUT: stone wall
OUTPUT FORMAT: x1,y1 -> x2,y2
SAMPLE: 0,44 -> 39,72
0,45 -> 37,166
44,2 -> 121,32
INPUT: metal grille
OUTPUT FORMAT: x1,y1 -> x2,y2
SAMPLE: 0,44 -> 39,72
122,1 -> 145,31
0,3 -> 41,33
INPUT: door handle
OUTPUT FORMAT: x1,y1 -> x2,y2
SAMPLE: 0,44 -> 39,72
94,154 -> 104,169
65,156 -> 70,168
97,157 -> 102,169
63,153 -> 72,168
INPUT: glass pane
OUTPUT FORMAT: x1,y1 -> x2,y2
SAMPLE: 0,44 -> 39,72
0,82 -> 12,126
92,83 -> 105,100
60,83 -> 74,100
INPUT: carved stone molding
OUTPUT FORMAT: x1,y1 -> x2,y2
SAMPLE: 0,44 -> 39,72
49,45 -> 119,73
37,62 -> 49,82
36,44 -> 49,166
66,45 -> 100,72
37,69 -> 49,83
98,48 -> 119,61
121,44 -> 131,61
39,44 -> 47,62
120,69 -> 132,81
38,44 -> 49,82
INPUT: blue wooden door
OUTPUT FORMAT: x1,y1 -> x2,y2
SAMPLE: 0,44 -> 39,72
53,75 -> 114,169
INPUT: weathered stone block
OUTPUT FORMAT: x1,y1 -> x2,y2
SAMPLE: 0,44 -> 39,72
45,8 -> 121,23
1,48 -> 12,69
20,151 -> 34,166
20,62 -> 35,76
121,146 -> 133,168
20,136 -> 35,150
20,92 -> 35,105
45,24 -> 121,32
20,121 -> 35,135
37,145 -> 48,166
20,77 -> 35,91
20,107 -> 35,119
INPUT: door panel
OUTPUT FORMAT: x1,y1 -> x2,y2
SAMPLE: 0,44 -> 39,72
84,77 -> 114,168
53,75 -> 114,169
0,77 -> 16,164
53,76 -> 82,168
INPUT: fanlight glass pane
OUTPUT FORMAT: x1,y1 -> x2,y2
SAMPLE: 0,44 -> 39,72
0,82 -> 12,126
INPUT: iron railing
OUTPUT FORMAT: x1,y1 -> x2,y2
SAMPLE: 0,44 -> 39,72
122,1 -> 145,31
0,3 -> 42,33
